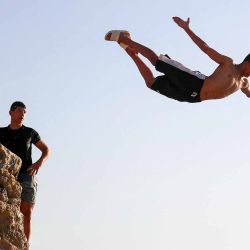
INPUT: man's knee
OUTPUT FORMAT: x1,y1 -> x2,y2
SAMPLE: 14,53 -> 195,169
144,75 -> 155,88
145,77 -> 156,88
20,202 -> 33,218
147,54 -> 158,66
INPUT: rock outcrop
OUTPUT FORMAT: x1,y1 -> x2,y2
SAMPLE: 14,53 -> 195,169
0,144 -> 28,250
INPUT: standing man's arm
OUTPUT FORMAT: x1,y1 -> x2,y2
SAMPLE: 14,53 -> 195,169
27,140 -> 50,176
172,16 -> 231,64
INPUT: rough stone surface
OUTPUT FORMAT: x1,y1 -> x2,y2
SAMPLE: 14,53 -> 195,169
0,144 -> 28,250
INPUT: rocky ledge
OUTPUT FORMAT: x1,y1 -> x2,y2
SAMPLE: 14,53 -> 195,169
0,144 -> 28,250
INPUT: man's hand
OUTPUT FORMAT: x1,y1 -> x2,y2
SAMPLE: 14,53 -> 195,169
242,77 -> 249,88
27,139 -> 50,176
27,161 -> 42,176
241,78 -> 250,97
172,16 -> 230,64
172,16 -> 190,30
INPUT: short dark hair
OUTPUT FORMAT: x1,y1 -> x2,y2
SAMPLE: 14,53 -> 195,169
243,53 -> 250,62
10,101 -> 26,111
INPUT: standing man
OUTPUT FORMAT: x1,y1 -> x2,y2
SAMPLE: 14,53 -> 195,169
0,101 -> 50,243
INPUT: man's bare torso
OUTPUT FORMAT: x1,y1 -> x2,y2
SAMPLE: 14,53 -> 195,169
200,61 -> 248,101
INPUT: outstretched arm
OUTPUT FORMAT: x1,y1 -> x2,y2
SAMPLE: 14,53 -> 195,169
172,16 -> 231,64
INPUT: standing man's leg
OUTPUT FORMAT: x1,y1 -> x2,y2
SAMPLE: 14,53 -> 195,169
20,179 -> 37,242
20,201 -> 34,241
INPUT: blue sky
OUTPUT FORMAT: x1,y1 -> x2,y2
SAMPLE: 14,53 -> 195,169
0,1 -> 250,250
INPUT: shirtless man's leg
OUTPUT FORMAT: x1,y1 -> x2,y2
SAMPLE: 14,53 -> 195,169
105,31 -> 158,66
105,31 -> 158,88
124,47 -> 156,88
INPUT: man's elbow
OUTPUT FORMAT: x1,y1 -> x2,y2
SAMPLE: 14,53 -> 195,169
46,147 -> 51,157
42,146 -> 51,159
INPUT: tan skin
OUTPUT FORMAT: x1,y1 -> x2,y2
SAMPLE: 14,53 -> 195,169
172,17 -> 250,100
109,17 -> 250,101
9,107 -> 50,242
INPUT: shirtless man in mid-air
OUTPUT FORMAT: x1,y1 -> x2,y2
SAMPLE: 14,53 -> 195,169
105,16 -> 250,103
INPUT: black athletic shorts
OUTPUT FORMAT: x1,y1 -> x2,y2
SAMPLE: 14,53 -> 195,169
151,55 -> 206,103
